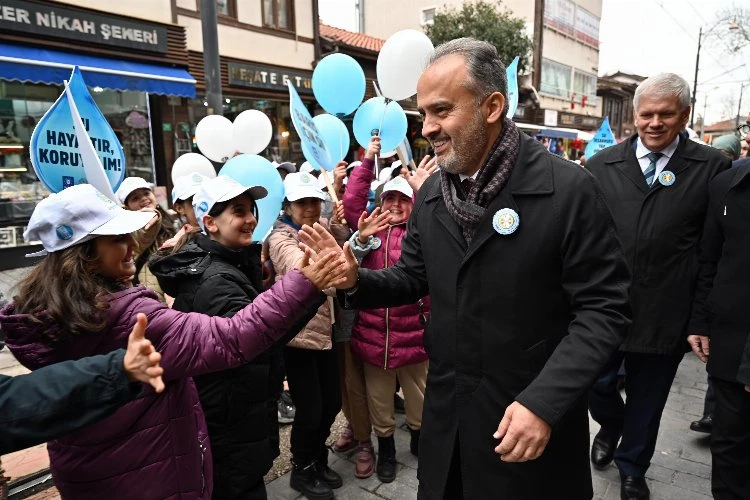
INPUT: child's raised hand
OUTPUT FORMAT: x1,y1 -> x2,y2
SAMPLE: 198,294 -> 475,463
405,155 -> 437,194
331,200 -> 346,225
297,248 -> 349,290
365,136 -> 381,160
357,208 -> 391,243
333,162 -> 347,193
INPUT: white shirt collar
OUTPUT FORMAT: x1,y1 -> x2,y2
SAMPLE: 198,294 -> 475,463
635,135 -> 680,159
458,171 -> 479,181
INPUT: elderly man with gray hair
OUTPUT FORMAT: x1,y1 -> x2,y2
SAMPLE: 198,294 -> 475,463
586,73 -> 730,499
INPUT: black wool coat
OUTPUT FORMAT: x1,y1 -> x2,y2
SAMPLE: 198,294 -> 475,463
587,135 -> 729,355
342,133 -> 631,499
688,165 -> 750,383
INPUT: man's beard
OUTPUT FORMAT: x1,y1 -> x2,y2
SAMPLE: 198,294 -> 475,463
434,109 -> 489,175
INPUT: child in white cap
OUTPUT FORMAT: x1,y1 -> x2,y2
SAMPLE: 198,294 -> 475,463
115,177 -> 176,300
160,173 -> 210,251
150,175 -> 294,499
267,172 -> 351,499
0,184 -> 348,500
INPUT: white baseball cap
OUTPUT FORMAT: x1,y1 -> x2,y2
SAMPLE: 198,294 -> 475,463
380,176 -> 413,200
347,161 -> 361,172
284,172 -> 327,202
193,176 -> 268,232
115,177 -> 153,205
299,162 -> 316,174
24,184 -> 157,257
378,166 -> 394,185
172,173 -> 210,203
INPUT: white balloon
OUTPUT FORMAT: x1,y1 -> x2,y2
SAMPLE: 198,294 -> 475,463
171,153 -> 217,183
377,29 -> 435,101
233,110 -> 273,155
380,149 -> 397,158
195,115 -> 235,163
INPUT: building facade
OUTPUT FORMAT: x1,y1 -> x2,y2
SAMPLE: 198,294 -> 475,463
362,0 -> 603,134
0,0 -> 319,267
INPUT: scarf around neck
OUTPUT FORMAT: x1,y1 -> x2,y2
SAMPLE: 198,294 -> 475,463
440,117 -> 520,244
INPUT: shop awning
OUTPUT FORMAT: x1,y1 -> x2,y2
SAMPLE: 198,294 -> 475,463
0,42 -> 196,98
516,123 -> 594,141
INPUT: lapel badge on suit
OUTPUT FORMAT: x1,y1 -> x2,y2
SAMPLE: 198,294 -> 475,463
658,170 -> 676,187
492,208 -> 520,235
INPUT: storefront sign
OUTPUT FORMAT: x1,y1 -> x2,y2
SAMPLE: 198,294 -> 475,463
0,0 -> 168,53
229,62 -> 313,95
544,109 -> 559,127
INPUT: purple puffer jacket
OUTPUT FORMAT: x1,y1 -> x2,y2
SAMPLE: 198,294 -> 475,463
0,270 -> 318,500
343,159 -> 430,369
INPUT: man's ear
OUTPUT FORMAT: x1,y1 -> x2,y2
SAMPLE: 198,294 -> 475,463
485,91 -> 506,125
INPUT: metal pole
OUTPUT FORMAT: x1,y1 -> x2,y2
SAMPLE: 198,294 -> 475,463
690,27 -> 702,129
200,0 -> 222,115
700,92 -> 708,139
736,83 -> 745,128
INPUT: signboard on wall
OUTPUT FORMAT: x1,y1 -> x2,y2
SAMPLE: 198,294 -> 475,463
0,0 -> 168,53
544,109 -> 559,127
544,0 -> 575,36
229,62 -> 313,95
575,7 -> 600,48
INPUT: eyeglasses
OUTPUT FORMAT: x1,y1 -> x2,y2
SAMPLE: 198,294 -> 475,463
737,123 -> 750,135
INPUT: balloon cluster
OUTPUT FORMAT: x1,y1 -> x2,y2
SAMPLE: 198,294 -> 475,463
305,30 -> 435,170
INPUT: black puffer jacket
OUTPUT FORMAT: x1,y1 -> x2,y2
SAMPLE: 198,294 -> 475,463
150,234 -> 316,499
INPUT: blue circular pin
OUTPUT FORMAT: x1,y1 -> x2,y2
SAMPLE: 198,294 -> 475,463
371,237 -> 382,250
56,225 -> 74,240
658,170 -> 676,187
492,208 -> 519,235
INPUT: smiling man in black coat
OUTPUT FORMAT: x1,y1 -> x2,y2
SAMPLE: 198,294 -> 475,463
586,73 -> 730,500
301,38 -> 631,499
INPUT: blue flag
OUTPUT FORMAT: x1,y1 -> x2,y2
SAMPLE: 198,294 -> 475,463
30,67 -> 125,198
506,56 -> 520,119
584,117 -> 617,160
288,81 -> 333,171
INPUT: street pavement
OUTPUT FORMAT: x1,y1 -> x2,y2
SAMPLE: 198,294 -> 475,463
0,267 -> 714,499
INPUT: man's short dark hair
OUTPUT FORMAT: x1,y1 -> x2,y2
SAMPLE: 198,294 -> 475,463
428,38 -> 509,116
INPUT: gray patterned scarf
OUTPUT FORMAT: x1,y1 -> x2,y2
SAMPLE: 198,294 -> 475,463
440,118 -> 520,243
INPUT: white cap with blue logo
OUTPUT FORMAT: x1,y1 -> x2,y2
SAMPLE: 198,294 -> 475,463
192,176 -> 268,232
172,173 -> 211,203
24,184 -> 158,257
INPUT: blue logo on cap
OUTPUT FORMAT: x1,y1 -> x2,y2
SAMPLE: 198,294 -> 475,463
56,225 -> 74,240
198,201 -> 209,214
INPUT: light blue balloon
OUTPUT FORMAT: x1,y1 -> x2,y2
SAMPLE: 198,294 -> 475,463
353,97 -> 408,152
301,142 -> 322,171
312,54 -> 366,117
30,66 -> 126,193
305,114 -> 349,170
218,154 -> 284,242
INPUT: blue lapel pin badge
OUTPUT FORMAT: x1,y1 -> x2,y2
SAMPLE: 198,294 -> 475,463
492,208 -> 519,235
371,236 -> 382,250
658,170 -> 675,187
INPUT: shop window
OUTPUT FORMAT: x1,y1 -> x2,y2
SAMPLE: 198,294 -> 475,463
540,58 -> 572,98
0,80 -> 153,248
216,0 -> 237,18
263,0 -> 295,31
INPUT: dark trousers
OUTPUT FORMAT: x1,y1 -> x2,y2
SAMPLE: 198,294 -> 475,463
284,345 -> 341,464
703,374 -> 716,418
711,377 -> 750,500
588,351 -> 683,476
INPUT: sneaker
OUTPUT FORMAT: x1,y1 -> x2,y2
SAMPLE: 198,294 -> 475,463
354,441 -> 375,478
332,424 -> 356,453
278,390 -> 295,424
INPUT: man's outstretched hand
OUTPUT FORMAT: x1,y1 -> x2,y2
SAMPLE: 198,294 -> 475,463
299,222 -> 359,289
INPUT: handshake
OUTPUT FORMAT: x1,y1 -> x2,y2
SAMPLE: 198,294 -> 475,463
295,223 -> 360,291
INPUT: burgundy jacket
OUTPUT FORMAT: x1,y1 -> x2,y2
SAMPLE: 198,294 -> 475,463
1,270 -> 318,500
343,159 -> 429,369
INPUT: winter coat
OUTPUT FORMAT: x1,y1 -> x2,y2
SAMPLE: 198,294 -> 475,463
688,164 -> 750,383
587,135 -> 729,355
1,270 -> 320,500
340,132 -> 631,499
343,159 -> 429,369
0,348 -> 140,455
268,216 -> 349,350
149,234 -> 318,498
